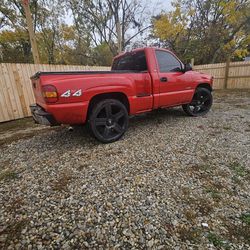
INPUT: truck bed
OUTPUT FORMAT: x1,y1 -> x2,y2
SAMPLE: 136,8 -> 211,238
31,70 -> 142,79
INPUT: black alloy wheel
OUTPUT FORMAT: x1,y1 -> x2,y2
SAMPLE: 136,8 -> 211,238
89,99 -> 128,143
182,87 -> 213,116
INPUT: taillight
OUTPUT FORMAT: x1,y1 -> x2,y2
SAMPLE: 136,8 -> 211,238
42,85 -> 58,103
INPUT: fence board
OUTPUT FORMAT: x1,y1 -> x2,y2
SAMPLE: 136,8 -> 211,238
0,66 -> 11,121
194,61 -> 250,90
0,61 -> 249,123
2,64 -> 21,119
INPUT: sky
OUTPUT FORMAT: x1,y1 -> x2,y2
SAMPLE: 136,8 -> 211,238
155,0 -> 173,12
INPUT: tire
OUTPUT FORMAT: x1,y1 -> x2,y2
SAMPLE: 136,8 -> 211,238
182,87 -> 213,117
89,99 -> 128,143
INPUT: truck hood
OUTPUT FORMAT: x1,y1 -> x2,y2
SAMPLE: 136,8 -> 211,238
191,70 -> 212,81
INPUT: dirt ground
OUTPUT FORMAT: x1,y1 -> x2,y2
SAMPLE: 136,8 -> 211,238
0,89 -> 250,249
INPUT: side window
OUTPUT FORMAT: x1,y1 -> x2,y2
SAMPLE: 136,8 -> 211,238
112,51 -> 147,71
156,50 -> 182,72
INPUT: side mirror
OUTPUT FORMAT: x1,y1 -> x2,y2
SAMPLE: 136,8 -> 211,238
184,63 -> 193,72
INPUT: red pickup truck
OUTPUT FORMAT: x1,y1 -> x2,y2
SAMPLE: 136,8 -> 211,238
30,47 -> 213,143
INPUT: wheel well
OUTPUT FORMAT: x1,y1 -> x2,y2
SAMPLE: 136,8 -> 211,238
197,83 -> 212,92
87,92 -> 130,119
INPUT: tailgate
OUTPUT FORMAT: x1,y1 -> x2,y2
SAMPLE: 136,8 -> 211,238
31,76 -> 45,105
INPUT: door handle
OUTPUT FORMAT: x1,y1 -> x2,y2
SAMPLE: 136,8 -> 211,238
160,77 -> 168,82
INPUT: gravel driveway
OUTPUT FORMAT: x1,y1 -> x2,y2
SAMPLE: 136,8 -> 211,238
0,90 -> 250,249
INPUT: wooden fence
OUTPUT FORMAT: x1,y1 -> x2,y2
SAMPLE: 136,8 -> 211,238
0,61 -> 250,123
0,63 -> 109,123
194,61 -> 250,89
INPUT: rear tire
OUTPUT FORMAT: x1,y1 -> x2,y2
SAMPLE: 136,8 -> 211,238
182,87 -> 213,116
89,99 -> 128,143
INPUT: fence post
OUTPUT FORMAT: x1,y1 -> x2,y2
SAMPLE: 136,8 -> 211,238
224,58 -> 230,89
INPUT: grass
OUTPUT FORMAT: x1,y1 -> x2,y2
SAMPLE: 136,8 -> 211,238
217,212 -> 250,246
184,196 -> 214,216
186,164 -> 213,180
180,185 -> 214,217
190,164 -> 211,172
205,188 -> 221,202
204,213 -> 250,247
0,118 -> 37,134
0,170 -> 18,182
176,226 -> 202,243
240,213 -> 250,225
223,126 -> 232,130
209,124 -> 231,131
207,232 -> 230,249
0,118 -> 61,147
234,104 -> 250,110
51,171 -> 73,192
231,175 -> 242,185
195,198 -> 214,216
225,221 -> 250,244
229,162 -> 249,178
183,209 -> 197,222
0,219 -> 29,247
187,164 -> 225,203
229,162 -> 250,186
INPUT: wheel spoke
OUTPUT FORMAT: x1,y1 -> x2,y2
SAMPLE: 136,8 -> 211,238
193,106 -> 200,113
201,103 -> 209,111
105,104 -> 112,118
202,96 -> 210,102
113,110 -> 124,121
191,100 -> 198,106
95,118 -> 107,126
113,123 -> 123,133
103,127 -> 110,137
195,92 -> 201,100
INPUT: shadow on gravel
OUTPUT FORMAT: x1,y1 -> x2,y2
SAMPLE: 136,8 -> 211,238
17,108 -> 187,148
61,108 -> 188,145
135,107 -> 186,119
129,108 -> 188,129
0,107 -> 203,147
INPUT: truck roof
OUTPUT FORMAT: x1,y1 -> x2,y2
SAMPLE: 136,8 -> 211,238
113,47 -> 173,60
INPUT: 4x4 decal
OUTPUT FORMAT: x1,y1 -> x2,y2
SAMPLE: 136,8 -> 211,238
72,89 -> 82,97
61,89 -> 82,97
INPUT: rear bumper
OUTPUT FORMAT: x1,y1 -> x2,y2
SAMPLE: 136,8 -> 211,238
30,104 -> 59,126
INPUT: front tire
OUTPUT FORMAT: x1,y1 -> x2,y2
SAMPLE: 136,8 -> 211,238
89,99 -> 128,143
182,87 -> 213,116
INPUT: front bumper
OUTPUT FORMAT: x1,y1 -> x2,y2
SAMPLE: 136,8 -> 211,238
30,104 -> 59,126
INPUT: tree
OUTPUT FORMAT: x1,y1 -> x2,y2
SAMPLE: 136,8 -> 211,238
0,0 -> 40,62
69,0 -> 152,56
0,29 -> 32,62
152,0 -> 250,64
35,0 -> 66,64
152,2 -> 188,53
0,0 -> 68,63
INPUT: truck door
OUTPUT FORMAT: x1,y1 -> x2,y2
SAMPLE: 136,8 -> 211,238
155,50 -> 194,108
